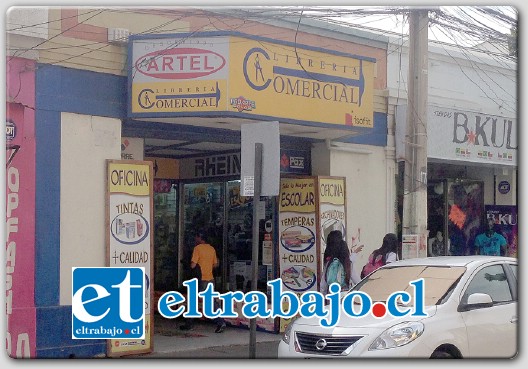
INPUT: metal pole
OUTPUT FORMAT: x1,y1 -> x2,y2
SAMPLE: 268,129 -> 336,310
403,9 -> 429,255
249,143 -> 263,358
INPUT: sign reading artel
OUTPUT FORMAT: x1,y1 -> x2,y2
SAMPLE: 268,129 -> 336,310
129,33 -> 375,129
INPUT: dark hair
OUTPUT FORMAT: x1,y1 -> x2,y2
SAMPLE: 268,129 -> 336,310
195,230 -> 208,243
373,233 -> 399,263
324,230 -> 351,285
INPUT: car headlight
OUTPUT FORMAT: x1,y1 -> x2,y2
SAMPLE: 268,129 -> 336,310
282,317 -> 297,344
369,321 -> 424,350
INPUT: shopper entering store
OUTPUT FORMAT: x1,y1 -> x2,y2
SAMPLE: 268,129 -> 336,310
180,230 -> 227,333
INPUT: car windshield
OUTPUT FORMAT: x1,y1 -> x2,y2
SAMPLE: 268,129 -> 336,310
351,265 -> 466,306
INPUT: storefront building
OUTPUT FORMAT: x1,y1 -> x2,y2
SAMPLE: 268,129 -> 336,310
388,37 -> 517,258
6,8 -> 392,357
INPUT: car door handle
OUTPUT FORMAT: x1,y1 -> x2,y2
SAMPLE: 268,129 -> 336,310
510,316 -> 518,323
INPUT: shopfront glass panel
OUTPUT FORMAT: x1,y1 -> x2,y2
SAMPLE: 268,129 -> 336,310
181,182 -> 225,286
427,181 -> 447,256
446,180 -> 484,256
153,180 -> 179,292
226,180 -> 275,294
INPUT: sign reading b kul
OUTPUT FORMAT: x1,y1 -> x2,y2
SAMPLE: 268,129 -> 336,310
72,267 -> 145,340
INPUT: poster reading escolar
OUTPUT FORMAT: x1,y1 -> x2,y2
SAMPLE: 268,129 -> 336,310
278,178 -> 318,332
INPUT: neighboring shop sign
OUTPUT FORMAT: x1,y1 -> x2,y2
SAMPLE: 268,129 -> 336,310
485,205 -> 517,257
106,160 -> 154,357
280,149 -> 310,174
129,33 -> 375,128
121,137 -> 144,160
6,103 -> 37,358
180,150 -> 311,180
396,105 -> 517,166
180,152 -> 241,179
498,180 -> 511,194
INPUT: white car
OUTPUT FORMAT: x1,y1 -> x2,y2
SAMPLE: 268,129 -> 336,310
278,256 -> 517,358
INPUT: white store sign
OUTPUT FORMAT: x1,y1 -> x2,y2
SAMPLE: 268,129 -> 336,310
396,105 -> 517,166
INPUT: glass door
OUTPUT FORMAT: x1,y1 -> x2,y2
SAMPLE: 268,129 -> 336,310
153,180 -> 179,293
446,180 -> 484,256
427,180 -> 447,256
180,182 -> 225,288
226,180 -> 276,294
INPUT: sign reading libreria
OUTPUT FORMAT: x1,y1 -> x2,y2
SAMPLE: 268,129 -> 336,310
129,33 -> 375,127
107,161 -> 153,356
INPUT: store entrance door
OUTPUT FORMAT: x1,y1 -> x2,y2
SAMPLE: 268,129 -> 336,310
427,179 -> 484,256
180,182 -> 225,289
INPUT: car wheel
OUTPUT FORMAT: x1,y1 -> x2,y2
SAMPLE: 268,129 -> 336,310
430,350 -> 455,359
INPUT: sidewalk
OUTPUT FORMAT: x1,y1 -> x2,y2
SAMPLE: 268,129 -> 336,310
131,315 -> 282,359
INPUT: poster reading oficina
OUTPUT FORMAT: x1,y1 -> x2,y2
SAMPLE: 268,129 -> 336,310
106,160 -> 154,357
318,177 -> 347,258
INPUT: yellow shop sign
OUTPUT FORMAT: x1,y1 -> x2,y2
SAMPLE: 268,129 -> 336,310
130,33 -> 375,127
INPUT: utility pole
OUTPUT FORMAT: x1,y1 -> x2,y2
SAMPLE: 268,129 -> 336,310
402,8 -> 429,256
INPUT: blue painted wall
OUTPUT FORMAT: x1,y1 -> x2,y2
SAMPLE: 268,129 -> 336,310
34,65 -> 126,358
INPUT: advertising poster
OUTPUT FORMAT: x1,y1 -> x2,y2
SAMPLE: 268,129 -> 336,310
318,177 -> 347,262
485,205 -> 518,257
6,102 -> 37,358
402,234 -> 419,260
278,178 -> 318,331
107,161 -> 154,357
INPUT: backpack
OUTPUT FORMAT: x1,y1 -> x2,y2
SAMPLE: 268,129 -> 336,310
321,258 -> 346,294
360,253 -> 385,279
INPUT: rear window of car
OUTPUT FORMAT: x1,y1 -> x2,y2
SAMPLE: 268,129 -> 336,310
352,266 -> 466,306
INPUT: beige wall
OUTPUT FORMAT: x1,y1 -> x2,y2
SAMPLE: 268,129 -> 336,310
312,142 -> 396,279
59,112 -> 121,305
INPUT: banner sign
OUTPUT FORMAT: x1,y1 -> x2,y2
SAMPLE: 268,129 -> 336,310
129,33 -> 375,128
396,105 -> 517,166
106,160 -> 154,357
6,102 -> 37,358
485,205 -> 518,258
318,177 -> 346,259
278,178 -> 318,293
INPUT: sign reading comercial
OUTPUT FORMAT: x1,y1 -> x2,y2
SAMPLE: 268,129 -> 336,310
106,160 -> 154,357
129,32 -> 375,128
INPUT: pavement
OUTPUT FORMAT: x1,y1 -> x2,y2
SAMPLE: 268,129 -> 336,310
127,314 -> 282,359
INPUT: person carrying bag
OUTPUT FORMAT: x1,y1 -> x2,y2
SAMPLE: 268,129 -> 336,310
360,233 -> 399,279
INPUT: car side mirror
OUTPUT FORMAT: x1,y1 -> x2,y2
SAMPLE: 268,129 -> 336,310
458,293 -> 493,312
